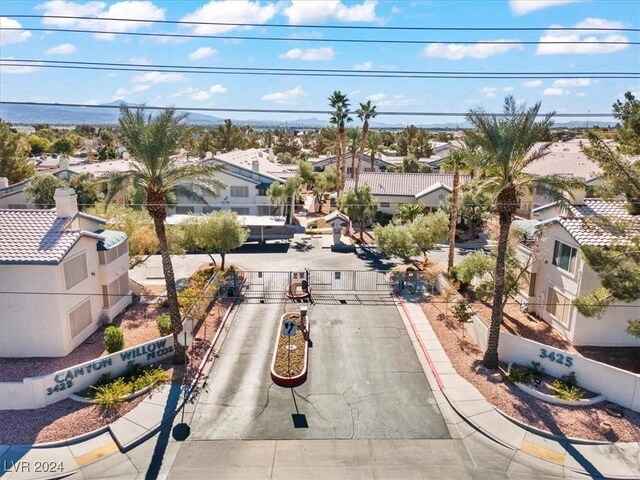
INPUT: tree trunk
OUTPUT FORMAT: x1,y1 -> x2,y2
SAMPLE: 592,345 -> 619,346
221,253 -> 226,270
338,127 -> 346,192
356,121 -> 368,191
289,192 -> 295,224
207,254 -> 217,267
482,187 -> 518,369
447,170 -> 460,276
148,198 -> 186,366
350,152 -> 355,179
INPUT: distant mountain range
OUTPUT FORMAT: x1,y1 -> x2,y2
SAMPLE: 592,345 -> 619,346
0,101 -> 617,130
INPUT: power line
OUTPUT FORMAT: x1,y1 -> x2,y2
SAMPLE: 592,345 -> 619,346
3,59 -> 638,80
2,26 -> 638,45
9,14 -> 640,32
0,102 -> 619,118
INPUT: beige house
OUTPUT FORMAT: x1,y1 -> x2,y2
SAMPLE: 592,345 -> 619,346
344,172 -> 472,215
515,198 -> 640,347
0,189 -> 131,358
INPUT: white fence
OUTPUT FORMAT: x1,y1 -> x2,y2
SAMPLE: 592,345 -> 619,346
434,275 -> 640,413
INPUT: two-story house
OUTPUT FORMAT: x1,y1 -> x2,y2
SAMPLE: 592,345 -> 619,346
515,197 -> 640,347
0,188 -> 131,357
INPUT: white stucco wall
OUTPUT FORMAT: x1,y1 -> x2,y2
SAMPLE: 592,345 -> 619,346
1,237 -> 103,357
0,189 -> 32,209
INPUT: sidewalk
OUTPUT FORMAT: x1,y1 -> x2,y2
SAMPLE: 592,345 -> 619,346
394,289 -> 640,480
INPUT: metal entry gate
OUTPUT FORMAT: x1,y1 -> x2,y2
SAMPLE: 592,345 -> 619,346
307,270 -> 390,292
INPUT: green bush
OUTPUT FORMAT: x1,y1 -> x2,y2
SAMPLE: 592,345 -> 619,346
156,314 -> 172,336
92,378 -> 130,409
553,385 -> 584,401
507,365 -> 534,384
104,326 -> 125,353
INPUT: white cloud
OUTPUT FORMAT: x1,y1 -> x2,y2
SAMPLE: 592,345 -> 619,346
537,18 -> 629,55
284,0 -> 378,24
353,61 -> 372,71
190,90 -> 211,101
480,87 -> 499,98
422,39 -> 522,60
180,0 -> 278,34
45,43 -> 76,54
279,47 -> 335,61
365,92 -> 413,107
261,86 -> 307,104
188,47 -> 217,61
209,84 -> 227,93
553,78 -> 592,87
132,72 -> 184,84
36,1 -> 165,40
523,80 -> 542,88
503,86 -> 514,92
576,92 -> 587,97
543,87 -> 569,96
113,84 -> 150,99
1,17 -> 32,46
509,0 -> 584,16
129,56 -> 152,65
84,99 -> 99,105
0,58 -> 42,74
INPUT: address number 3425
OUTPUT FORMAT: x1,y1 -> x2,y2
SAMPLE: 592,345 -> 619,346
539,348 -> 573,368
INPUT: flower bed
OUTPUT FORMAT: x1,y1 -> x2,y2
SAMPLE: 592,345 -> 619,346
271,312 -> 309,386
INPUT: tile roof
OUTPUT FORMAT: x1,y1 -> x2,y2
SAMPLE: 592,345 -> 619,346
344,173 -> 471,197
522,140 -> 604,180
214,149 -> 296,180
0,210 -> 104,265
541,198 -> 639,247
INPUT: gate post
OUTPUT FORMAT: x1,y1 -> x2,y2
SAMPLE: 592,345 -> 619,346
398,273 -> 405,290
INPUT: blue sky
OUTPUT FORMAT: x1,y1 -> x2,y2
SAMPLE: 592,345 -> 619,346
1,0 -> 639,124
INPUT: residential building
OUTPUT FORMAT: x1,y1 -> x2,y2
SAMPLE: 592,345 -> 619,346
0,188 -> 131,357
515,197 -> 640,347
344,172 -> 472,215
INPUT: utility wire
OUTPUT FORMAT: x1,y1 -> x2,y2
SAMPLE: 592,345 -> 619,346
9,15 -> 640,32
3,59 -> 638,80
1,26 -> 638,45
0,102 -> 620,118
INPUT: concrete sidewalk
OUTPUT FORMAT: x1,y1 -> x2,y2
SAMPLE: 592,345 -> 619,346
394,290 -> 640,480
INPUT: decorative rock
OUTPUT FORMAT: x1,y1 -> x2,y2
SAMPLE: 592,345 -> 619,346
490,372 -> 503,382
599,422 -> 612,434
605,407 -> 623,418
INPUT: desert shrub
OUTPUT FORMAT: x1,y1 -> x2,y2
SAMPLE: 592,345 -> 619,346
452,299 -> 474,325
132,367 -> 169,393
448,265 -> 470,291
178,286 -> 200,313
156,314 -> 172,336
507,365 -> 534,384
104,326 -> 125,353
553,384 -> 584,401
92,378 -> 130,409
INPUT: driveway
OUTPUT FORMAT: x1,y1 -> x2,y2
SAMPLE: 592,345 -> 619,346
189,301 -> 449,440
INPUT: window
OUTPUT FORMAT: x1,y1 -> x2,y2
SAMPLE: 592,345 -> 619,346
518,271 -> 536,297
552,240 -> 577,273
257,188 -> 267,196
379,202 -> 391,208
69,299 -> 92,339
347,167 -> 353,174
232,207 -> 250,215
202,206 -> 221,214
64,253 -> 88,290
176,206 -> 194,215
230,186 -> 249,198
102,272 -> 129,308
258,205 -> 271,216
546,286 -> 572,326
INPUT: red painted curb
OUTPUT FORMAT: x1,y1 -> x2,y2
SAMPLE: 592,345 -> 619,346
393,287 -> 444,391
270,314 -> 310,387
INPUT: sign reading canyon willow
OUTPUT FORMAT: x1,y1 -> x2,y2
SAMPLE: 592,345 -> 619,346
44,337 -> 174,401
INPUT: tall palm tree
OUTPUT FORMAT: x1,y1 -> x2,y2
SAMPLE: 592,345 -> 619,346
356,100 -> 378,189
367,132 -> 383,170
466,96 -> 583,369
216,119 -> 245,153
441,148 -> 473,276
346,128 -> 362,180
328,91 -> 352,192
103,107 -> 226,365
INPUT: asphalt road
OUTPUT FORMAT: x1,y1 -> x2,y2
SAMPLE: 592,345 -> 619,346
188,301 -> 449,440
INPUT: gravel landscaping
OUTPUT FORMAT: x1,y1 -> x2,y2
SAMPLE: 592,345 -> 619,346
272,312 -> 306,378
421,294 -> 640,442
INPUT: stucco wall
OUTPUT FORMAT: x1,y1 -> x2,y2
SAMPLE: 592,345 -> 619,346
0,189 -> 32,209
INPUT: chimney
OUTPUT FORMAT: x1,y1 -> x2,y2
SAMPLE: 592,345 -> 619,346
0,177 -> 8,189
565,184 -> 587,206
252,160 -> 260,173
59,157 -> 70,171
122,152 -> 130,161
54,188 -> 79,218
268,148 -> 274,162
205,151 -> 213,159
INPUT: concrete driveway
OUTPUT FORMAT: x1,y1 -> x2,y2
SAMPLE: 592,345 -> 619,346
189,301 -> 449,440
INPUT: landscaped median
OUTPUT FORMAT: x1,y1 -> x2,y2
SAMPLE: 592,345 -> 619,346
419,276 -> 640,442
270,310 -> 310,387
0,264 -> 240,446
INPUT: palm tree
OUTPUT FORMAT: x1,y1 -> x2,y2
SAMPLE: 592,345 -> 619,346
367,132 -> 383,170
216,119 -> 245,153
103,107 -> 226,365
356,100 -> 378,189
441,149 -> 473,276
328,91 -> 352,192
346,128 -> 362,180
395,203 -> 426,224
466,96 -> 583,369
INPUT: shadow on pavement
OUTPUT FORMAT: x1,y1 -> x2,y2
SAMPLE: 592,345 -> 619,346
355,245 -> 395,271
232,242 -> 291,254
